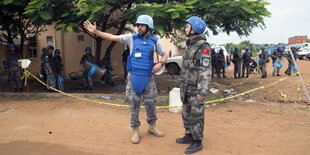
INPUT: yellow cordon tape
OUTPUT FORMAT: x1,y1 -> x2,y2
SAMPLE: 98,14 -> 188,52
22,69 -> 299,109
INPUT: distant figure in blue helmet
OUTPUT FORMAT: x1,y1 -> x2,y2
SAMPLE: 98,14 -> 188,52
241,47 -> 252,78
5,43 -> 23,92
272,46 -> 284,76
80,47 -> 95,90
83,15 -> 168,144
43,45 -> 56,91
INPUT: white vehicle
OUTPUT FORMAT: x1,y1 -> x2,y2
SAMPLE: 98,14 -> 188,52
285,43 -> 310,60
296,43 -> 310,60
165,55 -> 183,75
164,45 -> 230,75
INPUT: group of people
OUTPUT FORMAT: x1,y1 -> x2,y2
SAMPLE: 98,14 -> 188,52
211,48 -> 227,78
224,45 -> 299,79
258,45 -> 298,78
40,46 -> 64,91
231,47 -> 254,78
41,46 -> 98,92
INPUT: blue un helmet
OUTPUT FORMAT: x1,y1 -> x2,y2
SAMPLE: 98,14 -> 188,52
135,15 -> 154,29
277,45 -> 284,51
54,49 -> 61,54
47,45 -> 54,51
260,46 -> 265,51
211,48 -> 215,53
245,47 -> 250,52
85,47 -> 92,52
185,16 -> 206,34
234,47 -> 239,51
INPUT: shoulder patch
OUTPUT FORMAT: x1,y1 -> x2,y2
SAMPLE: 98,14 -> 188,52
202,49 -> 211,58
202,58 -> 210,67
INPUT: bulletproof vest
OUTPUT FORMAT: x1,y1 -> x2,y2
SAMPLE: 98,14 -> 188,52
127,34 -> 157,76
243,52 -> 252,62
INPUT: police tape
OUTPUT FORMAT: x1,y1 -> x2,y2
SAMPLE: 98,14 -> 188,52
22,69 -> 299,109
212,67 -> 260,87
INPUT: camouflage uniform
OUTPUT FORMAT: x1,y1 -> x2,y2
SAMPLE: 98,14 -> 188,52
42,51 -> 56,89
259,50 -> 269,78
216,50 -> 226,78
242,51 -> 252,78
80,53 -> 95,90
232,49 -> 242,78
6,51 -> 23,91
126,73 -> 158,127
180,34 -> 212,140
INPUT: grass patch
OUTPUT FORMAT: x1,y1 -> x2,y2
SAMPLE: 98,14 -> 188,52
296,106 -> 309,111
26,94 -> 47,100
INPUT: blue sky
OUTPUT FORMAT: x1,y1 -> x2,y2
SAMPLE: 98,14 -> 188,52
207,0 -> 310,44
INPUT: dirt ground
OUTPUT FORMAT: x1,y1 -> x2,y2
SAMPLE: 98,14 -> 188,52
0,59 -> 310,155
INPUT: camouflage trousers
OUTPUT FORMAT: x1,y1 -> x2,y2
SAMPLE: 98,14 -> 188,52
83,71 -> 93,89
285,60 -> 297,75
8,68 -> 23,89
44,68 -> 56,89
242,62 -> 251,77
126,73 -> 158,128
260,63 -> 267,77
234,61 -> 242,78
182,95 -> 205,140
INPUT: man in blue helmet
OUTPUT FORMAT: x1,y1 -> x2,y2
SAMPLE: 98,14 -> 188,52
176,16 -> 211,154
5,43 -> 23,92
258,47 -> 269,78
84,15 -> 168,144
43,45 -> 56,91
80,47 -> 95,90
272,46 -> 284,76
241,47 -> 252,78
284,46 -> 298,76
233,46 -> 243,78
216,48 -> 227,78
53,49 -> 64,91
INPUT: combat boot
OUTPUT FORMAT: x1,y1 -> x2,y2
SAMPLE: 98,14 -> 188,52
185,140 -> 203,154
176,134 -> 194,144
147,123 -> 164,137
131,126 -> 140,144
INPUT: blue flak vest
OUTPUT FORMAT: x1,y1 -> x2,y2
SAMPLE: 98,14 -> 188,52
126,33 -> 158,76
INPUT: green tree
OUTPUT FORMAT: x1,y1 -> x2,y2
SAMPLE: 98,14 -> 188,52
25,0 -> 270,62
0,0 -> 50,57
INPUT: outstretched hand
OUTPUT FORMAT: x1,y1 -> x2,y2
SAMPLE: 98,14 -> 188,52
83,20 -> 97,34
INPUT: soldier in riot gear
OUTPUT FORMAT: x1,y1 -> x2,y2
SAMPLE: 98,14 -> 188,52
80,47 -> 95,90
5,43 -> 23,92
232,47 -> 242,78
242,47 -> 252,78
216,48 -> 227,78
43,45 -> 56,90
53,49 -> 64,91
